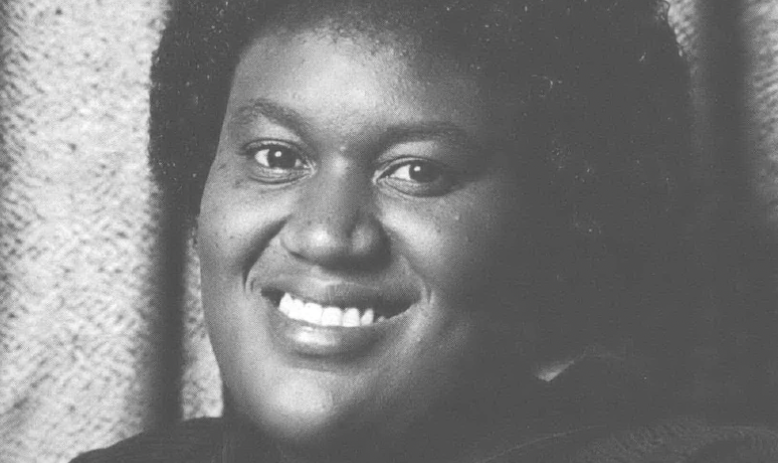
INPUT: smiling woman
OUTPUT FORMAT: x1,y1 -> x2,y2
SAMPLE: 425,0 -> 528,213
71,0 -> 778,462
199,28 -> 532,453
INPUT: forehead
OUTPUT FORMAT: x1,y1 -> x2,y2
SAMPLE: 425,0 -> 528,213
228,28 -> 519,143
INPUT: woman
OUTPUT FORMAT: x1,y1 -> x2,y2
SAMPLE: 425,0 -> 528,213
74,0 -> 778,461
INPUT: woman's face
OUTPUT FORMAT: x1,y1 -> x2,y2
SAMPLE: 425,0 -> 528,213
198,28 -> 534,451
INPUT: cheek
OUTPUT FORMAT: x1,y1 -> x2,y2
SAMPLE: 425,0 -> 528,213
196,167 -> 296,354
383,184 -> 527,301
197,168 -> 294,277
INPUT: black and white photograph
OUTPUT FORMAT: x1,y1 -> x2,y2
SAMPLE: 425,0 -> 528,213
1,1 -> 778,462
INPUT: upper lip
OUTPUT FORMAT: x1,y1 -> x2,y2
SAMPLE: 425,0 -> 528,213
261,274 -> 418,317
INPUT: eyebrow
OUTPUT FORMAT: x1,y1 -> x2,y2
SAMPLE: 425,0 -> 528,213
379,122 -> 483,151
229,97 -> 484,151
230,98 -> 314,135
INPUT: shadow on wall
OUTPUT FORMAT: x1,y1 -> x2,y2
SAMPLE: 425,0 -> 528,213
674,0 -> 778,423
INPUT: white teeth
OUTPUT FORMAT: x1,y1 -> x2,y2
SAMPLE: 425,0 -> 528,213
321,307 -> 343,326
279,293 -> 293,315
343,308 -> 361,327
360,309 -> 375,326
288,297 -> 304,320
302,302 -> 323,325
277,294 -> 386,327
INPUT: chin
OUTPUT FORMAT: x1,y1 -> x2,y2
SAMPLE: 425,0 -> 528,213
232,375 -> 383,454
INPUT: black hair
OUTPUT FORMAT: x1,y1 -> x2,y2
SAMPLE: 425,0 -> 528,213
150,0 -> 692,363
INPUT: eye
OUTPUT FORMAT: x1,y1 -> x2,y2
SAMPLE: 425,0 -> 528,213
252,143 -> 306,169
379,159 -> 458,197
391,162 -> 441,183
244,142 -> 311,183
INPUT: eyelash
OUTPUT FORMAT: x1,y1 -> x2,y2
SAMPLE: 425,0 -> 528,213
242,142 -> 460,196
378,158 -> 459,197
243,141 -> 312,183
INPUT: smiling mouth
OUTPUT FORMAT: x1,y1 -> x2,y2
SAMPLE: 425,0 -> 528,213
278,292 -> 388,327
260,281 -> 417,357
264,290 -> 408,328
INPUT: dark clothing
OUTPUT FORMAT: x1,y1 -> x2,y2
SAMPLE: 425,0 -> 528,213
69,416 -> 778,462
72,357 -> 778,462
71,419 -> 222,463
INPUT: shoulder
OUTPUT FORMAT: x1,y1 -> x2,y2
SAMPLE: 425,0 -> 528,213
571,416 -> 778,463
70,418 -> 225,463
536,354 -> 778,462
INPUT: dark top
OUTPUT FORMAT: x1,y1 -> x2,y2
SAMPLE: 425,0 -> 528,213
71,416 -> 778,463
71,357 -> 778,462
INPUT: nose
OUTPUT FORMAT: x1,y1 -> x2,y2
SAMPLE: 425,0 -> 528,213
279,166 -> 387,270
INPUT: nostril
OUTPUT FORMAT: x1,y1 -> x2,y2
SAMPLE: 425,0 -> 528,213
279,213 -> 388,269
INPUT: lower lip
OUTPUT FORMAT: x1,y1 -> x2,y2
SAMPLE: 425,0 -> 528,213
267,303 -> 399,359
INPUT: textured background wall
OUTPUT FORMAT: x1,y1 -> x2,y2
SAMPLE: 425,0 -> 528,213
0,1 -> 776,462
0,1 -> 221,462
748,3 -> 778,224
